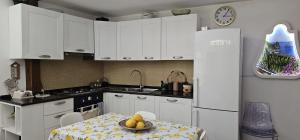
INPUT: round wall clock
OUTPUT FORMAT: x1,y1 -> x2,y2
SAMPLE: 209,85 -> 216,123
214,6 -> 236,26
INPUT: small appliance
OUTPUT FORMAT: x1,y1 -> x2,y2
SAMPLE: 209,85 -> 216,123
12,90 -> 33,99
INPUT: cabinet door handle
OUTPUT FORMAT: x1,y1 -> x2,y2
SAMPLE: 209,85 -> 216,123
137,96 -> 147,100
123,57 -> 132,60
76,49 -> 85,52
115,94 -> 123,97
102,57 -> 111,60
173,56 -> 184,59
54,113 -> 65,119
144,57 -> 154,60
54,101 -> 66,105
39,55 -> 51,58
166,99 -> 178,103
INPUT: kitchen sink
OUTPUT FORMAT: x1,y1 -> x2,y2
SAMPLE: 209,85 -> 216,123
107,87 -> 158,94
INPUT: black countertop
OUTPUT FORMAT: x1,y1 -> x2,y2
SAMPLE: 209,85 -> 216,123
0,86 -> 192,106
103,87 -> 193,99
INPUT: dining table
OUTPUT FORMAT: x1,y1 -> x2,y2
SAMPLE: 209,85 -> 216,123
48,113 -> 202,140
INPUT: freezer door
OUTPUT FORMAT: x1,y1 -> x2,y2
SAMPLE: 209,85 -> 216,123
194,29 -> 241,111
192,108 -> 239,140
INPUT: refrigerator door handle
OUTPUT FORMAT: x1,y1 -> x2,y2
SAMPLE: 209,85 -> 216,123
193,77 -> 199,107
192,109 -> 199,127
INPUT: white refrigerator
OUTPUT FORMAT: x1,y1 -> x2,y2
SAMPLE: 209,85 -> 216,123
192,29 -> 242,140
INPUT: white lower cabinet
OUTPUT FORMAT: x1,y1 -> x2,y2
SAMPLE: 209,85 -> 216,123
43,99 -> 74,140
103,92 -> 192,125
130,95 -> 156,116
44,110 -> 73,140
0,103 -> 44,140
0,98 -> 74,140
103,93 -> 132,115
158,97 -> 192,125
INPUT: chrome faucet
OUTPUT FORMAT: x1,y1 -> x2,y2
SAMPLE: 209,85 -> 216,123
130,69 -> 143,91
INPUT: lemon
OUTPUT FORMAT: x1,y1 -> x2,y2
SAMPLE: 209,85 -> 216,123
125,119 -> 137,128
133,114 -> 144,122
136,121 -> 145,129
66,135 -> 73,140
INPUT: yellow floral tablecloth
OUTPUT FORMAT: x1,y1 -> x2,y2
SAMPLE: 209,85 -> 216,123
48,113 -> 201,140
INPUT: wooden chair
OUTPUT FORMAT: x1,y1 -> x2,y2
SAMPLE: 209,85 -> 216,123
60,112 -> 84,127
135,111 -> 156,120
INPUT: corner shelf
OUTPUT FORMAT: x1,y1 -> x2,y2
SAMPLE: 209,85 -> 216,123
3,126 -> 21,136
0,103 -> 22,139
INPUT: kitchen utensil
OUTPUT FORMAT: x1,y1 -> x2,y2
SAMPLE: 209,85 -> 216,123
119,119 -> 153,132
167,70 -> 188,95
173,81 -> 179,91
13,0 -> 38,6
160,81 -> 168,91
5,78 -> 19,96
183,84 -> 192,96
183,84 -> 192,93
100,77 -> 109,87
35,89 -> 50,98
12,90 -> 34,99
178,82 -> 184,95
167,82 -> 173,92
96,17 -> 109,21
171,9 -> 191,16
142,12 -> 156,19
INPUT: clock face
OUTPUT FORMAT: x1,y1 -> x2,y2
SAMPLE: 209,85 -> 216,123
215,6 -> 236,26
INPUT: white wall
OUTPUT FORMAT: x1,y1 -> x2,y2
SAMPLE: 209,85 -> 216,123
0,0 -> 26,128
113,0 -> 300,140
0,0 -> 26,139
0,1 -> 96,139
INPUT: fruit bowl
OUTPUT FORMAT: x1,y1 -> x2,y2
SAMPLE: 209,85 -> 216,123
119,119 -> 153,132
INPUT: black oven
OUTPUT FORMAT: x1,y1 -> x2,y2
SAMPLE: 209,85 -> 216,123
73,92 -> 103,112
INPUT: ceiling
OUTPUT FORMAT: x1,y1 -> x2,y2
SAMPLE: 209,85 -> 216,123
40,0 -> 247,17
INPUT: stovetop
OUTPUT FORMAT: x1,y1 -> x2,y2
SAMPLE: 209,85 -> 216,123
43,86 -> 102,96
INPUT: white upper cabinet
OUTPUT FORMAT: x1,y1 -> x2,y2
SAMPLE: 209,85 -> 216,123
117,20 -> 143,60
94,21 -> 117,60
63,14 -> 94,53
141,18 -> 161,60
9,4 -> 64,60
162,14 -> 197,60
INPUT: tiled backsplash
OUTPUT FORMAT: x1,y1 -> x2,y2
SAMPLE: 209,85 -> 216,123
40,56 -> 193,89
40,55 -> 104,89
103,61 -> 193,86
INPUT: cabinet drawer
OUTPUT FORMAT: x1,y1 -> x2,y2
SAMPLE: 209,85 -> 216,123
44,99 -> 73,115
133,95 -> 156,116
159,97 -> 192,104
158,97 -> 192,125
44,110 -> 73,129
